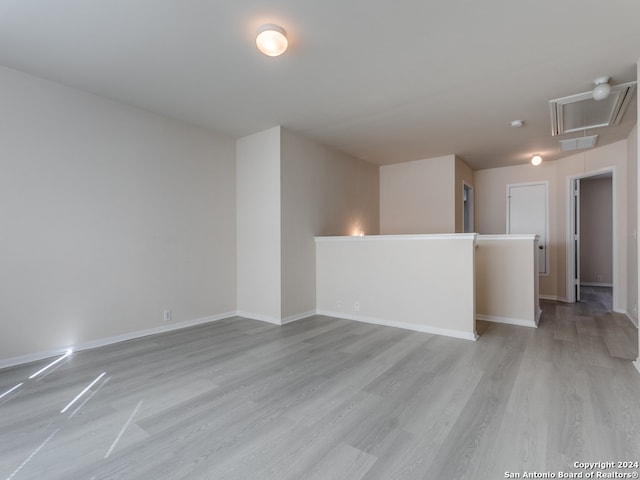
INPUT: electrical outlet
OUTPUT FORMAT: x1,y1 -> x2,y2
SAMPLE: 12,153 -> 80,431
596,275 -> 603,282
163,310 -> 172,322
354,301 -> 360,312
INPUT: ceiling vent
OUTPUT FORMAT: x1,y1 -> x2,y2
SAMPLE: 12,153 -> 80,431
559,134 -> 598,151
549,82 -> 636,136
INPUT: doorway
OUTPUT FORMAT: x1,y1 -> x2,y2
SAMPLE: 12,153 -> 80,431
567,169 -> 615,306
463,183 -> 473,233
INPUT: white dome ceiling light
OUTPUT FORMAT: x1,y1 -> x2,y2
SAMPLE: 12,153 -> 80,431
256,24 -> 288,57
531,154 -> 542,166
592,76 -> 611,101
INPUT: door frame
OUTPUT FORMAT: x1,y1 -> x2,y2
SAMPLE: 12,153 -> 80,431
506,180 -> 549,276
565,167 -> 616,304
462,181 -> 474,233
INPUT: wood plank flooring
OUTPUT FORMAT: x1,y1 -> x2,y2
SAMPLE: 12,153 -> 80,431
1,290 -> 639,480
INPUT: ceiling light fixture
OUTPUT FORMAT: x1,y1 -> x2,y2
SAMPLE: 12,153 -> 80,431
592,76 -> 611,101
510,120 -> 524,128
531,154 -> 542,166
256,24 -> 288,57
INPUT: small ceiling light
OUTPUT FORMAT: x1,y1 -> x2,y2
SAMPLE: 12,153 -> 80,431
592,76 -> 611,101
256,24 -> 288,57
510,120 -> 524,128
531,154 -> 542,166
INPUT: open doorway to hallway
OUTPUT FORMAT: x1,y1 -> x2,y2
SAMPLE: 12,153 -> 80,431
579,174 -> 613,309
463,182 -> 473,233
568,170 -> 614,309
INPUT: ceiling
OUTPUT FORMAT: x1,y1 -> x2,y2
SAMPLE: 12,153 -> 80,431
0,0 -> 638,170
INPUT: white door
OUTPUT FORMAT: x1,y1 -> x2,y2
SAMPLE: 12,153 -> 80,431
507,182 -> 548,275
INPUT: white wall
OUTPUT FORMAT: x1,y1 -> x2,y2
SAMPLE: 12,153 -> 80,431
281,128 -> 379,320
475,140 -> 629,311
316,234 -> 477,340
476,235 -> 540,327
0,66 -> 236,363
380,155 -> 455,234
236,127 -> 380,324
628,123 -> 638,325
636,58 -> 640,369
380,154 -> 474,234
236,127 -> 282,322
475,162 -> 559,298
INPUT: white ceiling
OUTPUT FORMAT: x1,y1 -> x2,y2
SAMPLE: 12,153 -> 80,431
0,0 -> 638,169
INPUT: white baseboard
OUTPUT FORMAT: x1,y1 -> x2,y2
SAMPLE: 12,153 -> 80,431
580,282 -> 613,288
316,309 -> 478,341
0,311 -> 236,371
476,314 -> 538,328
539,295 -> 569,303
281,310 -> 315,325
235,311 -> 282,325
539,294 -> 559,301
0,347 -> 73,372
619,310 -> 639,328
236,310 -> 316,326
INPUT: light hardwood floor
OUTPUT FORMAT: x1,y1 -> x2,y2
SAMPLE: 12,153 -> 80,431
1,291 -> 639,480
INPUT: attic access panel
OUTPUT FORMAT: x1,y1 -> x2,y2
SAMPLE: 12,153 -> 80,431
549,82 -> 636,136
